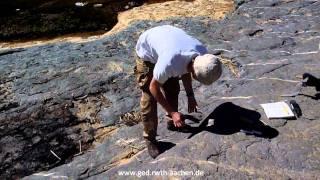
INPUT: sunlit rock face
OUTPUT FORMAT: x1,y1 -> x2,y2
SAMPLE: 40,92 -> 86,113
1,0 -> 320,179
0,1 -> 235,179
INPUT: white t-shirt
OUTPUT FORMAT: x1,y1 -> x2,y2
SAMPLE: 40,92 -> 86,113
135,25 -> 207,84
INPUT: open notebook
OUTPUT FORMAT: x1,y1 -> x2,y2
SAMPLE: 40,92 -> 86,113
260,101 -> 295,119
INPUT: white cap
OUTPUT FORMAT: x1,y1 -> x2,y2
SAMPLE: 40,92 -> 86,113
193,54 -> 222,85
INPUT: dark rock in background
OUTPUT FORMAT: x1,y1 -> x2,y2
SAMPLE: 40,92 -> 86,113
0,0 -> 320,179
0,0 -> 144,40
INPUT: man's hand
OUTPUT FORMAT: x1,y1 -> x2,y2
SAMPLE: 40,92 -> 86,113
187,96 -> 198,113
170,112 -> 185,127
150,78 -> 184,128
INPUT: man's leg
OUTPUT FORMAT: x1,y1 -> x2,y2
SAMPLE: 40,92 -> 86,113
140,90 -> 158,141
134,58 -> 159,158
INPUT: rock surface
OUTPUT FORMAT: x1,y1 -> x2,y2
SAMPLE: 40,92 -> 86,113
0,1 -> 234,179
0,0 -> 320,179
0,0 -> 233,41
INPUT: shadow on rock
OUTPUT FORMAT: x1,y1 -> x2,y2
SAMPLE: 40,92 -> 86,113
186,102 -> 279,139
300,73 -> 320,100
183,114 -> 201,123
303,73 -> 320,91
158,141 -> 176,154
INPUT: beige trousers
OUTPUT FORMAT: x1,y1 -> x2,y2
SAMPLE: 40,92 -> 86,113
134,58 -> 180,140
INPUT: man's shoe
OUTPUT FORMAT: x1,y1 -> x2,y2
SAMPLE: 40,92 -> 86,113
145,139 -> 160,158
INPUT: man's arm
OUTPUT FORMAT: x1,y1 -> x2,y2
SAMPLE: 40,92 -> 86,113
181,73 -> 198,113
149,78 -> 184,127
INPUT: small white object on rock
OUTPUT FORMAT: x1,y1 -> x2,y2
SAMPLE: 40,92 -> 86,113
75,2 -> 88,7
50,150 -> 61,161
207,119 -> 215,127
16,9 -> 20,11
128,2 -> 135,6
32,136 -> 41,144
93,3 -> 103,8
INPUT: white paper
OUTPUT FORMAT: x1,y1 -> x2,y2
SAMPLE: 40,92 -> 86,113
260,101 -> 295,119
